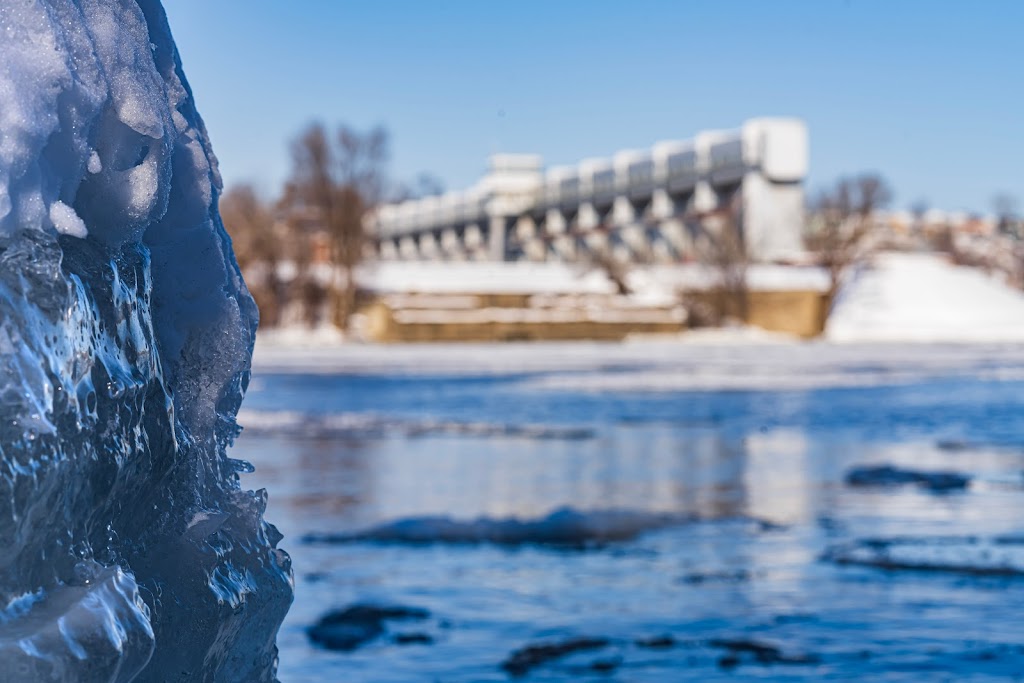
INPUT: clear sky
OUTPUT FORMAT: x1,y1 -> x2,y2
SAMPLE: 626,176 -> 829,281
162,0 -> 1022,214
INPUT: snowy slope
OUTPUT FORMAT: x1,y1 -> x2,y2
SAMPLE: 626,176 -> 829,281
827,252 -> 1024,343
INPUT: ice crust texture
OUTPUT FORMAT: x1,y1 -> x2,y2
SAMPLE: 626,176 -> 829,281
0,1 -> 292,681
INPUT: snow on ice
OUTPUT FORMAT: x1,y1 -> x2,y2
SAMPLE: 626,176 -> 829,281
0,1 -> 291,681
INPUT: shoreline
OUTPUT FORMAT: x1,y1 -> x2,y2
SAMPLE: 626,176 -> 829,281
250,335 -> 1024,394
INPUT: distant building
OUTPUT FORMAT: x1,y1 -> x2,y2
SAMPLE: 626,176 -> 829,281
367,118 -> 808,264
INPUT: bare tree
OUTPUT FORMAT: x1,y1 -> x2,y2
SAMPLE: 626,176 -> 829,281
910,198 -> 930,230
689,206 -> 749,325
220,184 -> 285,327
283,122 -> 389,327
588,246 -> 632,295
805,173 -> 892,301
414,172 -> 445,199
993,193 -> 1019,236
388,172 -> 447,203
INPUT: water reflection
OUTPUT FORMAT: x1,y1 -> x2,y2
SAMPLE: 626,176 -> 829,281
241,435 -> 377,531
234,370 -> 1024,682
241,417 -> 1024,559
744,428 -> 811,523
243,426 -> 760,533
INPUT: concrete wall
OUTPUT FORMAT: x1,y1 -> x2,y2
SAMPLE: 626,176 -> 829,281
683,289 -> 829,339
358,289 -> 827,343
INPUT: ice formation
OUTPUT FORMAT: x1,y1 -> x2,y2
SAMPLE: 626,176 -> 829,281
303,508 -> 691,547
0,1 -> 292,681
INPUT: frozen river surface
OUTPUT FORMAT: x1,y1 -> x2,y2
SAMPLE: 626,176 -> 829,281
239,341 -> 1024,681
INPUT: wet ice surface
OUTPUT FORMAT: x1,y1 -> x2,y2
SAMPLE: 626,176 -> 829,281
0,1 -> 290,678
240,342 -> 1024,681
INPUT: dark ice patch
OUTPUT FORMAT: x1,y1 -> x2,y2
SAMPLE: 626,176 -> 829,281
635,635 -> 677,649
307,604 -> 430,652
935,438 -> 974,451
304,507 -> 691,548
679,569 -> 753,585
501,637 -> 611,677
583,656 -> 622,673
845,464 -> 970,492
710,638 -> 820,668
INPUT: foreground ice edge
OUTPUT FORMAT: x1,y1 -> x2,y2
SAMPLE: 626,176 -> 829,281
0,1 -> 292,681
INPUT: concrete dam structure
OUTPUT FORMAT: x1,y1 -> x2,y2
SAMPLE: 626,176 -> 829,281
368,118 -> 808,265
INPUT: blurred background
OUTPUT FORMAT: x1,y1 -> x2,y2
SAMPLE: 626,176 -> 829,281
162,2 -> 1024,681
162,0 -> 1024,344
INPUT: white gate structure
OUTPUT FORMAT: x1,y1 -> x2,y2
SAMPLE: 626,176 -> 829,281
368,118 -> 808,264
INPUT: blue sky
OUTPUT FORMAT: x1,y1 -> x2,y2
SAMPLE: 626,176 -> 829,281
163,1 -> 1022,214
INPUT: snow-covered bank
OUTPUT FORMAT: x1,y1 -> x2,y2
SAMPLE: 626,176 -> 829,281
359,261 -> 615,295
263,253 -> 1024,347
827,252 -> 1024,343
257,323 -> 347,348
359,260 -> 829,296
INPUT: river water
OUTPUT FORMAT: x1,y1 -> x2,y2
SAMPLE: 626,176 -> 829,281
239,341 -> 1024,682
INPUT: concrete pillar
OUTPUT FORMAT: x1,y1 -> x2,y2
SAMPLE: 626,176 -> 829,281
651,238 -> 673,264
464,223 -> 482,249
440,228 -> 465,261
380,240 -> 398,261
545,209 -> 567,235
612,196 -> 635,226
651,189 -> 675,220
488,215 -> 507,261
552,234 -> 576,261
693,181 -> 718,214
578,202 -> 599,231
515,215 -> 537,241
740,171 -> 805,261
524,238 -> 546,262
419,232 -> 440,260
514,216 -> 543,262
464,223 -> 485,260
584,231 -> 607,255
660,218 -> 690,259
620,223 -> 648,256
399,236 -> 419,260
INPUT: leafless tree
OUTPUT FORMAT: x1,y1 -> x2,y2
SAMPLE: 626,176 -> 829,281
805,173 -> 892,301
220,184 -> 286,327
910,198 -> 929,229
993,193 -> 1019,236
389,172 -> 447,203
588,246 -> 632,295
689,206 -> 749,325
283,122 -> 389,327
414,172 -> 445,199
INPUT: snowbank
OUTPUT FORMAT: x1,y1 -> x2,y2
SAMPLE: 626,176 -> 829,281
359,261 -> 829,296
302,507 -> 693,547
358,261 -> 615,295
643,263 -> 829,293
257,323 -> 347,349
827,253 -> 1024,343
